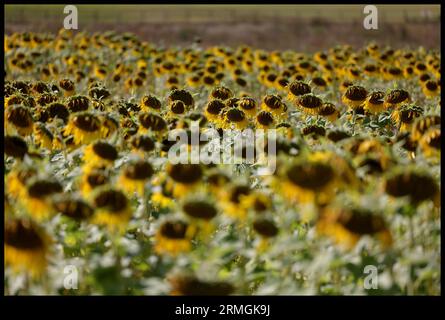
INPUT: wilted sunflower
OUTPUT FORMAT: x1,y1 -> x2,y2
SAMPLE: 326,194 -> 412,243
204,99 -> 226,123
364,91 -> 385,114
168,273 -> 234,295
316,206 -> 392,250
33,122 -> 53,150
255,110 -> 275,129
296,94 -> 323,115
342,85 -> 368,110
92,188 -> 132,232
287,80 -> 311,103
6,166 -> 37,199
168,89 -> 194,109
140,94 -> 162,112
80,167 -> 109,197
4,218 -> 51,278
411,115 -> 441,141
59,78 -> 75,97
64,112 -> 102,145
66,95 -> 90,113
391,105 -> 423,132
119,159 -> 154,196
261,94 -> 286,118
223,107 -> 249,130
155,219 -> 194,256
22,177 -> 63,221
317,102 -> 339,122
5,105 -> 34,136
131,134 -> 156,155
384,89 -> 411,109
384,170 -> 439,206
237,97 -> 257,118
221,183 -> 252,220
4,135 -> 28,159
138,112 -> 168,135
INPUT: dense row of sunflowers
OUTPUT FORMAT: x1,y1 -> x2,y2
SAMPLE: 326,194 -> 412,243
4,29 -> 441,295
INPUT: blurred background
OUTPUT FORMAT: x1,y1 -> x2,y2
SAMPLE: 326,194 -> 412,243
5,4 -> 441,51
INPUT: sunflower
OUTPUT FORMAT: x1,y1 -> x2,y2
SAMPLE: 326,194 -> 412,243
118,160 -> 154,196
261,94 -> 286,118
364,91 -> 385,114
220,183 -> 252,220
422,80 -> 440,98
295,94 -> 323,115
206,170 -> 230,198
4,135 -> 28,159
287,80 -> 311,103
22,177 -> 63,221
255,110 -> 275,130
210,86 -> 233,101
237,97 -> 257,118
166,163 -> 203,198
64,112 -> 102,145
419,126 -> 440,159
53,196 -> 94,221
223,108 -> 249,130
384,89 -> 411,109
83,141 -> 118,171
326,130 -> 351,143
342,85 -> 368,110
92,188 -> 132,232
168,273 -> 234,295
168,89 -> 194,109
131,134 -> 156,155
317,102 -> 339,122
4,218 -> 51,278
66,95 -> 90,113
33,122 -> 53,150
5,105 -> 34,136
384,170 -> 439,206
80,167 -> 110,197
281,160 -> 337,207
59,79 -> 75,97
138,112 -> 168,135
204,99 -> 226,123
316,206 -> 392,250
391,105 -> 423,132
6,166 -> 37,199
155,219 -> 194,256
411,115 -> 440,141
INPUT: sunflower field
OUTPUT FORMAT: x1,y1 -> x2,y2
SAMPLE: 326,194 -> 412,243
4,29 -> 441,295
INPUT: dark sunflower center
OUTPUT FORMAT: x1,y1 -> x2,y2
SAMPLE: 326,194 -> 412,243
170,101 -> 185,114
183,201 -> 217,220
345,86 -> 368,101
211,87 -> 232,100
5,220 -> 44,250
425,81 -> 438,91
327,130 -> 350,142
4,135 -> 28,158
338,209 -> 386,235
47,103 -> 70,122
169,89 -> 194,107
298,94 -> 322,109
124,161 -> 154,180
226,108 -> 245,122
368,92 -> 384,105
287,163 -> 334,190
92,142 -> 118,160
73,114 -> 100,132
319,104 -> 337,116
386,90 -> 410,104
7,106 -> 32,128
289,81 -> 311,96
257,111 -> 274,126
426,131 -> 441,150
139,113 -> 167,131
206,100 -> 225,115
264,95 -> 282,109
142,95 -> 161,109
131,135 -> 155,152
67,96 -> 90,112
54,199 -> 94,220
94,190 -> 128,212
28,180 -> 63,198
168,164 -> 203,184
87,171 -> 108,187
253,219 -> 278,237
385,173 -> 438,203
230,185 -> 251,203
160,221 -> 188,239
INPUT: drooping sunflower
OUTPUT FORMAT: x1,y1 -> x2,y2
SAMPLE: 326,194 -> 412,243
53,196 -> 95,221
391,105 -> 423,132
411,115 -> 441,141
342,85 -> 368,110
384,89 -> 411,109
6,166 -> 37,199
4,135 -> 28,159
287,80 -> 311,103
364,91 -> 385,114
237,97 -> 257,118
220,183 -> 252,220
4,218 -> 51,278
168,88 -> 194,109
64,112 -> 102,145
422,80 -> 440,98
261,94 -> 287,118
222,107 -> 249,130
317,102 -> 339,122
255,110 -> 275,130
33,122 -> 53,150
5,105 -> 34,136
419,126 -> 440,159
80,167 -> 109,198
83,141 -> 119,171
295,93 -> 323,115
138,112 -> 168,136
204,99 -> 226,123
168,273 -> 234,296
166,163 -> 204,198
